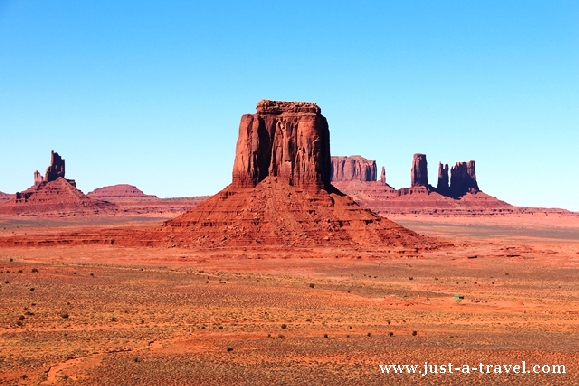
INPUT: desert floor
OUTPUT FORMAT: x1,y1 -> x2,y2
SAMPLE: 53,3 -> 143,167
1,214 -> 578,385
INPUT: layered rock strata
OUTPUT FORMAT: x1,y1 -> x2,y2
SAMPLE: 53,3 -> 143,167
0,151 -> 113,216
162,100 -> 434,248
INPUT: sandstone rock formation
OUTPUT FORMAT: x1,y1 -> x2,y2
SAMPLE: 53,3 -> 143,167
0,151 -> 114,216
34,170 -> 44,187
86,184 -> 207,215
332,154 -> 509,216
450,160 -> 479,197
437,162 -> 449,194
0,178 -> 116,216
33,151 -> 76,187
410,153 -> 428,187
87,184 -> 157,199
380,166 -> 386,184
331,156 -> 377,182
232,100 -> 331,191
45,150 -> 66,181
162,100 -> 434,249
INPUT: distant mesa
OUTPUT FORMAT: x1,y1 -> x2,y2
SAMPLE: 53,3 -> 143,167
0,150 -> 115,216
162,100 -> 433,248
87,184 -> 157,200
331,156 -> 377,182
332,152 -> 511,216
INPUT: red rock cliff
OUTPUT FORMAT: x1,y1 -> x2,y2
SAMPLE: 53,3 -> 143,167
231,100 -> 331,191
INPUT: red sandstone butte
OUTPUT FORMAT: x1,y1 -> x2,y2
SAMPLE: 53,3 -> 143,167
331,155 -> 377,182
232,100 -> 331,191
410,153 -> 428,187
161,100 -> 434,249
0,151 -> 115,216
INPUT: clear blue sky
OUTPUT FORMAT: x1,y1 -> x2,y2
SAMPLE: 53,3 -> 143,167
1,1 -> 578,210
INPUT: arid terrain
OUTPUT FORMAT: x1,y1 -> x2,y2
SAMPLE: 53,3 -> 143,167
1,101 -> 577,385
1,213 -> 578,385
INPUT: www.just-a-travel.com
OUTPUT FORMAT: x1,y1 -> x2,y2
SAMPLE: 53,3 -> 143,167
379,362 -> 566,376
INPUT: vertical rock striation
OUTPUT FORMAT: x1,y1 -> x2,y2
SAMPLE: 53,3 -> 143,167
449,160 -> 479,197
231,100 -> 331,191
437,162 -> 449,194
331,156 -> 377,182
410,153 -> 428,187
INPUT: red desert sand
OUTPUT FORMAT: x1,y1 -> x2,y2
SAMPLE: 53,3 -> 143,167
0,101 -> 578,385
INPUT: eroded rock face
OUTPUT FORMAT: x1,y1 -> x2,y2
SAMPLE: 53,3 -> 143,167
33,151 -> 74,187
161,100 -> 433,249
380,166 -> 386,184
231,100 -> 331,191
34,170 -> 44,187
331,156 -> 377,182
410,153 -> 428,187
437,162 -> 449,194
450,160 -> 479,196
45,151 -> 66,182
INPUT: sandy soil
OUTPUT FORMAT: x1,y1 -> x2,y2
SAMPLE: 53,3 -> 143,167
1,214 -> 578,385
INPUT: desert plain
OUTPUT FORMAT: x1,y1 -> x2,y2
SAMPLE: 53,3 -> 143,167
1,213 -> 579,385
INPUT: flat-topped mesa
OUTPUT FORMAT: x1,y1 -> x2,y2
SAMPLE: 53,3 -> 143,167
410,153 -> 428,187
232,100 -> 331,191
331,156 -> 377,182
450,160 -> 479,197
437,162 -> 449,194
256,100 -> 322,115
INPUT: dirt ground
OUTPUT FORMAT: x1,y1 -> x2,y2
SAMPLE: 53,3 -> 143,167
1,214 -> 578,385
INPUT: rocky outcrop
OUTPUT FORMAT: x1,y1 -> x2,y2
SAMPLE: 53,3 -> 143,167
34,170 -> 44,187
45,151 -> 66,181
437,162 -> 449,194
34,151 -> 76,187
231,100 -> 331,191
450,160 -> 479,197
410,153 -> 428,187
380,166 -> 386,184
0,150 -> 113,216
161,100 -> 434,249
331,156 -> 377,182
